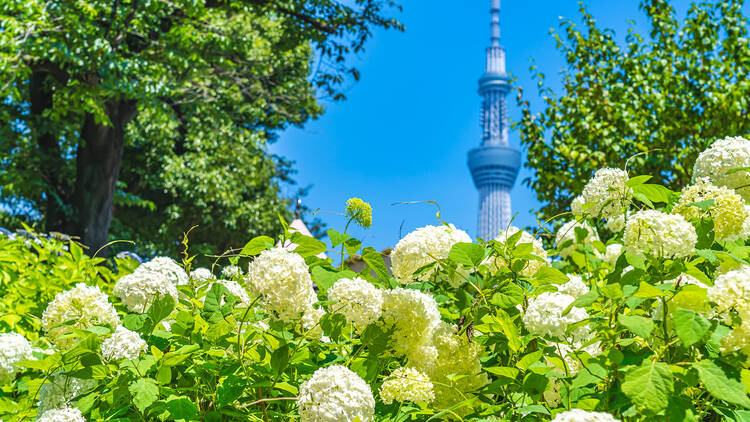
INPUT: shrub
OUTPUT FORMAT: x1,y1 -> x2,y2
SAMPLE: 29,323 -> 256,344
4,137 -> 750,420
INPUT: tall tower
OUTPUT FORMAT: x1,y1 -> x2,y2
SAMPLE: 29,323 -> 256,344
467,0 -> 521,240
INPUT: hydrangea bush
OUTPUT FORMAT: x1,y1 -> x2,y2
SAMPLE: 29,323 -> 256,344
4,136 -> 750,420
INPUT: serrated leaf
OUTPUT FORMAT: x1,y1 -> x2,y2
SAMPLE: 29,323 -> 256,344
619,314 -> 655,338
626,175 -> 653,187
621,360 -> 673,413
326,228 -> 350,247
147,294 -> 175,326
166,395 -> 199,420
448,242 -> 485,267
361,247 -> 389,280
217,375 -> 247,407
129,378 -> 159,412
694,360 -> 750,408
289,232 -> 326,257
672,309 -> 710,346
533,266 -> 569,285
632,183 -> 673,204
490,283 -> 524,308
240,236 -> 274,256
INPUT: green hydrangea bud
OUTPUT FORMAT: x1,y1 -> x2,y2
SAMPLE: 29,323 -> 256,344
345,197 -> 372,229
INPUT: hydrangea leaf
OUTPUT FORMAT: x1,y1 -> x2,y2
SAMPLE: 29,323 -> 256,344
129,378 -> 159,413
618,314 -> 655,338
621,360 -> 673,413
672,309 -> 710,347
694,360 -> 750,408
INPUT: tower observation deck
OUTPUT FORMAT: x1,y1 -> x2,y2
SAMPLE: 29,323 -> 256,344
467,0 -> 521,240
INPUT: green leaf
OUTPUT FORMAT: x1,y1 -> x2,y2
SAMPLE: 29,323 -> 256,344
632,183 -> 673,204
516,350 -> 543,371
490,283 -> 524,308
626,175 -> 653,187
156,366 -> 172,385
672,309 -> 710,347
147,294 -> 175,326
166,395 -> 199,420
271,343 -> 290,376
533,266 -> 569,285
217,375 -> 247,407
621,360 -> 673,413
522,372 -> 548,395
344,237 -> 362,255
129,378 -> 159,413
361,247 -> 389,280
310,266 -> 356,294
634,281 -> 667,298
448,242 -> 485,267
495,309 -> 522,352
326,228 -> 350,247
694,360 -> 750,408
686,199 -> 715,211
240,236 -> 274,256
289,232 -> 326,257
618,314 -> 655,338
484,366 -> 520,380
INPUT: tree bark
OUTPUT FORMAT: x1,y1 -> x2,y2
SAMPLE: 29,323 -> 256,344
29,71 -> 73,233
74,100 -> 138,256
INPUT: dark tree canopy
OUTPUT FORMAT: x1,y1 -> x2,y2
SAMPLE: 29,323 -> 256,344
516,0 -> 750,221
0,0 -> 401,257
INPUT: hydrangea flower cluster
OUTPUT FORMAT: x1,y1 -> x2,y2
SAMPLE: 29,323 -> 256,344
42,283 -> 120,349
673,178 -> 748,241
345,197 -> 373,229
601,243 -> 623,266
297,365 -> 375,422
38,373 -> 97,415
37,407 -> 86,422
692,136 -> 750,202
623,210 -> 697,259
412,322 -> 487,412
708,267 -> 750,318
140,257 -> 189,286
380,288 -> 441,358
0,332 -> 32,384
113,266 -> 179,313
390,224 -> 472,285
221,265 -> 242,279
571,168 -> 632,219
486,226 -> 547,276
100,326 -> 147,361
190,267 -> 214,282
327,277 -> 383,330
556,274 -> 589,298
379,367 -> 434,404
245,247 -> 316,322
551,409 -> 620,422
553,341 -> 602,375
523,292 -> 589,340
555,220 -> 599,258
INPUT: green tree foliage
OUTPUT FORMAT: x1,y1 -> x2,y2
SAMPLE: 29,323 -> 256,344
516,0 -> 750,221
0,0 -> 401,255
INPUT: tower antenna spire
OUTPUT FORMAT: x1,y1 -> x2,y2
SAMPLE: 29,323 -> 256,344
467,0 -> 521,239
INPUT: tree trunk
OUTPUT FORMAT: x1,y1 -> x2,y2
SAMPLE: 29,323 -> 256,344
29,71 -> 73,233
74,100 -> 138,256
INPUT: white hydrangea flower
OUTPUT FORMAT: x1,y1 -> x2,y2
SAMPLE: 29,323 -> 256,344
113,268 -> 179,313
543,377 -> 562,408
245,247 -> 316,322
0,332 -> 32,384
379,367 -> 434,404
556,274 -> 589,298
301,306 -> 326,339
100,326 -> 147,361
190,267 -> 214,282
38,373 -> 97,415
486,226 -> 547,276
551,409 -> 620,422
42,283 -> 120,349
742,205 -> 750,240
390,224 -> 472,285
571,168 -> 632,219
37,407 -> 86,422
602,243 -> 623,266
140,257 -> 188,286
721,319 -> 750,357
523,292 -> 589,340
410,322 -> 487,412
297,365 -> 375,422
606,214 -> 626,233
221,265 -> 242,279
327,278 -> 383,330
708,267 -> 750,318
623,210 -> 697,259
380,288 -> 441,358
555,220 -> 599,258
692,136 -> 750,202
551,341 -> 602,375
673,178 -> 748,242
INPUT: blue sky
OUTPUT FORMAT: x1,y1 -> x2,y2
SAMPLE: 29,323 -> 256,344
272,0 -> 696,250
